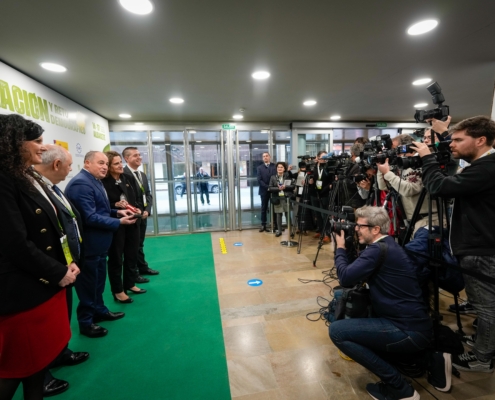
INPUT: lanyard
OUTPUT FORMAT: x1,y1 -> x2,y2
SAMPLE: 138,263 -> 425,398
317,164 -> 323,179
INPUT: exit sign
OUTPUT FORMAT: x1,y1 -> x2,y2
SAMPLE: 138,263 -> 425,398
222,124 -> 236,130
376,122 -> 388,127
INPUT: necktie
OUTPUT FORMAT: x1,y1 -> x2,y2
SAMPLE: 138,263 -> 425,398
134,171 -> 142,183
52,184 -> 63,197
53,185 -> 81,257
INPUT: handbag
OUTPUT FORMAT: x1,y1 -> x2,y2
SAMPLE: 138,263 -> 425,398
326,242 -> 388,323
270,192 -> 281,205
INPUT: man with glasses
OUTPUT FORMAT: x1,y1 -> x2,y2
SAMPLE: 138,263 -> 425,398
330,206 -> 451,399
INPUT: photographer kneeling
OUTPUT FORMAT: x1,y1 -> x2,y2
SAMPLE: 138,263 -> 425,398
329,206 -> 449,400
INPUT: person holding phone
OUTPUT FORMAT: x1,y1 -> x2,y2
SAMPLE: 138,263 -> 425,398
102,151 -> 146,304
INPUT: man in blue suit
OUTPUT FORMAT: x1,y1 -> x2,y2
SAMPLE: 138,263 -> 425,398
256,152 -> 277,232
65,151 -> 137,338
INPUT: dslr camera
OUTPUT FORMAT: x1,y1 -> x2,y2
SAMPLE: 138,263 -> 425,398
329,206 -> 356,236
414,82 -> 450,123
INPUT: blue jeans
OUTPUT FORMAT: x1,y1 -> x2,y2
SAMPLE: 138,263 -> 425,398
330,318 -> 431,388
460,255 -> 495,362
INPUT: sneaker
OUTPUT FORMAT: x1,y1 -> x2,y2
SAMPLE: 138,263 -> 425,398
448,301 -> 476,315
427,352 -> 452,392
366,381 -> 419,400
460,334 -> 476,348
452,351 -> 494,373
313,232 -> 321,238
473,318 -> 478,329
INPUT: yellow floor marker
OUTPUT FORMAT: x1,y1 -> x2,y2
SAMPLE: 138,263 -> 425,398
219,238 -> 227,254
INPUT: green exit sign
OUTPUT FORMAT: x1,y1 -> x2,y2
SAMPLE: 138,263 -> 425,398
376,122 -> 388,127
222,124 -> 236,130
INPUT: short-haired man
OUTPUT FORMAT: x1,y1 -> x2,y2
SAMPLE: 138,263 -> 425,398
34,145 -> 89,396
330,206 -> 452,399
412,115 -> 495,372
256,152 -> 277,232
65,151 -> 137,338
123,147 -> 159,278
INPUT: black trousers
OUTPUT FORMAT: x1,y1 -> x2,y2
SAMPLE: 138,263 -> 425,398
107,223 -> 139,293
137,217 -> 149,273
199,188 -> 210,204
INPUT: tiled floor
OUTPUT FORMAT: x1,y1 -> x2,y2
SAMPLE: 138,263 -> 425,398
211,229 -> 493,399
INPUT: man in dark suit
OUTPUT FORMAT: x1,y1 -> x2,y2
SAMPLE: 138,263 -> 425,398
65,151 -> 137,338
123,147 -> 159,278
34,145 -> 89,397
256,152 -> 277,232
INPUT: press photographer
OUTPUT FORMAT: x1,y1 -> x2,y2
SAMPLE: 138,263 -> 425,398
377,134 -> 437,236
329,206 -> 451,399
411,115 -> 495,373
308,151 -> 332,243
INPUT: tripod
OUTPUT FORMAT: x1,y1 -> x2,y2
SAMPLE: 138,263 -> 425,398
381,186 -> 408,245
296,172 -> 314,253
313,176 -> 350,267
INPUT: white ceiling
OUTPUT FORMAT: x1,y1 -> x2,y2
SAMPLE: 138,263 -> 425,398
1,0 -> 494,123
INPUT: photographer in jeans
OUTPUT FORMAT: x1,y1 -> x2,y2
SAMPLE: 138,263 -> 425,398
329,206 -> 451,399
412,115 -> 495,373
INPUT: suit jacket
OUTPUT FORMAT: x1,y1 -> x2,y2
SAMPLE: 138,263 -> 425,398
102,174 -> 138,210
65,169 -> 120,257
123,165 -> 152,214
0,172 -> 68,315
257,163 -> 277,196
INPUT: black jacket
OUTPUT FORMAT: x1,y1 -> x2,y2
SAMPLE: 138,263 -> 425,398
268,173 -> 295,195
123,166 -> 152,214
421,152 -> 495,256
308,163 -> 333,197
102,174 -> 139,210
0,173 -> 68,315
344,162 -> 366,209
257,163 -> 277,196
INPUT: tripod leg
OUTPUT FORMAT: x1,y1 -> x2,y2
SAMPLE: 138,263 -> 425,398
452,293 -> 465,336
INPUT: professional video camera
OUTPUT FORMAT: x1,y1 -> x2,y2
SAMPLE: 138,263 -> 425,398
397,140 -> 453,170
364,134 -> 399,166
297,155 -> 317,171
414,82 -> 450,123
322,153 -> 351,175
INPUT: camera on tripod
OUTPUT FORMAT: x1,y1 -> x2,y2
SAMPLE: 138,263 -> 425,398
414,82 -> 450,123
397,140 -> 453,170
297,155 -> 317,171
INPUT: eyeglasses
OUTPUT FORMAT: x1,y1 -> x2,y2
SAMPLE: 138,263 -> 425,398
355,224 -> 374,230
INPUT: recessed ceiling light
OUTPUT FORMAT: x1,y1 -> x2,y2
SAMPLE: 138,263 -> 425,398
119,113 -> 132,118
196,140 -> 202,143
414,103 -> 428,108
40,63 -> 67,73
252,71 -> 270,80
170,98 -> 184,104
407,20 -> 438,35
233,114 -> 243,119
261,130 -> 269,133
330,115 -> 341,120
119,0 -> 154,15
412,78 -> 432,86
135,122 -> 144,125
303,100 -> 317,106
189,130 -> 196,133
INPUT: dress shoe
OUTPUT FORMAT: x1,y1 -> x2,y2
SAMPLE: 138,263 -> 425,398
259,226 -> 266,232
43,378 -> 69,397
136,275 -> 150,283
93,311 -> 125,322
113,293 -> 134,303
127,287 -> 147,294
61,351 -> 90,366
275,231 -> 282,237
140,268 -> 159,275
80,324 -> 108,338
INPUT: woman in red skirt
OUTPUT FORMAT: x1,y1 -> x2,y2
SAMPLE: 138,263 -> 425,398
0,114 -> 79,400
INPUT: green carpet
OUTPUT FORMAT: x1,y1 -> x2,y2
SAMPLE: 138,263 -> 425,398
15,233 -> 231,400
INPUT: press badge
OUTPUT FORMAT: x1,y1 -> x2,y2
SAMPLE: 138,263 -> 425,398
279,190 -> 285,196
316,180 -> 322,189
60,235 -> 73,265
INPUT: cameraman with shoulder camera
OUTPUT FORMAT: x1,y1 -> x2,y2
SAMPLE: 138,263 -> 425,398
376,134 -> 437,235
412,115 -> 495,373
329,206 -> 451,399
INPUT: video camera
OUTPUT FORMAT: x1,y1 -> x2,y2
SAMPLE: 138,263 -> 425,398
297,155 -> 317,171
414,82 -> 450,123
397,140 -> 453,169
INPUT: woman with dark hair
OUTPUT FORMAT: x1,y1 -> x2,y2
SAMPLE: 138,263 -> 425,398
102,151 -> 145,303
268,162 -> 295,237
0,114 -> 78,399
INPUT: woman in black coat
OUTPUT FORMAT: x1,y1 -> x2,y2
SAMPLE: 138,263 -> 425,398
0,114 -> 78,399
268,162 -> 295,237
102,151 -> 146,303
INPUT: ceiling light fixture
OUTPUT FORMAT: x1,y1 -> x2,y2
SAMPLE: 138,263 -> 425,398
40,63 -> 67,73
119,113 -> 132,118
189,130 -> 196,133
412,78 -> 432,86
169,98 -> 184,104
303,100 -> 317,106
407,20 -> 438,36
119,0 -> 154,15
252,71 -> 270,80
135,122 -> 144,125
414,103 -> 428,108
196,140 -> 202,143
233,114 -> 244,119
330,115 -> 341,120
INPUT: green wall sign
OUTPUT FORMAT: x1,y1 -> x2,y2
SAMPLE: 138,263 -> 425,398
222,124 -> 236,130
